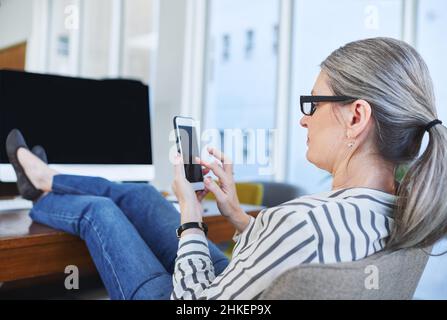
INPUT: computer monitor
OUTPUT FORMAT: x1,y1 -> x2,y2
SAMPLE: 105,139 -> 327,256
0,70 -> 154,183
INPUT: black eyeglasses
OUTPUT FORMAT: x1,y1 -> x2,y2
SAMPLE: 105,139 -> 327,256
300,95 -> 357,116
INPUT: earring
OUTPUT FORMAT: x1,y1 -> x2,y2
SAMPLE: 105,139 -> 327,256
346,132 -> 354,147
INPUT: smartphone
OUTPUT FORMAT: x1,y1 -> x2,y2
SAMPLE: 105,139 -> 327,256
173,116 -> 205,191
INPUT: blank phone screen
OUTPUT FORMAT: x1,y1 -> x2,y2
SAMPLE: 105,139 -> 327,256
178,125 -> 203,183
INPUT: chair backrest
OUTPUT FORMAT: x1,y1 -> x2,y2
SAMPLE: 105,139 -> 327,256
260,247 -> 431,300
254,181 -> 305,207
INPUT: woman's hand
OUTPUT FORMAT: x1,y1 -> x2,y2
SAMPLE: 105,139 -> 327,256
196,147 -> 251,233
172,154 -> 208,225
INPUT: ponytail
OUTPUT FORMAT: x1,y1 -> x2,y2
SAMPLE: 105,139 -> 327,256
387,124 -> 447,249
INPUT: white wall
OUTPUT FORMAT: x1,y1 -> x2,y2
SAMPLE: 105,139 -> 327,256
0,0 -> 32,49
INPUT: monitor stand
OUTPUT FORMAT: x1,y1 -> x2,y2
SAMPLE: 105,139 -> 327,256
0,182 -> 32,212
0,182 -> 19,198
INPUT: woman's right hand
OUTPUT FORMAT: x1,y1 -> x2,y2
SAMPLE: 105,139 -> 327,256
196,147 -> 251,233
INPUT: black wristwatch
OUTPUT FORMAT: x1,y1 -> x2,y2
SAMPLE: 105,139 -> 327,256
176,222 -> 208,238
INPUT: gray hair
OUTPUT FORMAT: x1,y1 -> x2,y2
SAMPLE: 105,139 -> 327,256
321,37 -> 447,250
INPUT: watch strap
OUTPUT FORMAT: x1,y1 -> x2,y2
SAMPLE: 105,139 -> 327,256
176,222 -> 208,238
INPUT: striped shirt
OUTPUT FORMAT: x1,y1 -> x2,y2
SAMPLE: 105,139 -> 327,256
171,187 -> 396,300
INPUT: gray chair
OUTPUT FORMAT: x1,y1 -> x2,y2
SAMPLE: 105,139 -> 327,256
260,247 -> 431,300
254,181 -> 305,208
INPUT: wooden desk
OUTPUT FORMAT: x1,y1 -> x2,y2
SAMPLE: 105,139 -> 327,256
0,202 -> 262,283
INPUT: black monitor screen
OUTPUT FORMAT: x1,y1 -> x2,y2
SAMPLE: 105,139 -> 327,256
0,70 -> 152,165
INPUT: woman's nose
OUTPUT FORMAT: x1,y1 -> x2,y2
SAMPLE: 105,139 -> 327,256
300,115 -> 309,128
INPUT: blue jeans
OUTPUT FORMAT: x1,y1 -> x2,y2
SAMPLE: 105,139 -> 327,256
30,174 -> 230,300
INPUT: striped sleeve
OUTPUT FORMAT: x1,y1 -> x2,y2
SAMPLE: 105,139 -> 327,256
231,215 -> 256,256
207,208 -> 317,299
173,208 -> 317,300
171,234 -> 215,300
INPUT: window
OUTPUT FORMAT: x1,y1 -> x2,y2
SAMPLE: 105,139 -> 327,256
412,0 -> 447,300
122,0 -> 156,84
287,0 -> 404,194
244,29 -> 255,59
80,0 -> 112,78
47,0 -> 81,76
32,0 -> 156,84
272,24 -> 279,55
222,34 -> 231,62
203,0 -> 280,181
416,0 -> 447,124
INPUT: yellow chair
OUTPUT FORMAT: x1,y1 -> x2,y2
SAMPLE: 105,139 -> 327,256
205,182 -> 264,259
204,182 -> 264,206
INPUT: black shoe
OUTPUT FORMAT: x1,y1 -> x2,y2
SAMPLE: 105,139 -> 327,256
31,145 -> 48,164
6,129 -> 43,201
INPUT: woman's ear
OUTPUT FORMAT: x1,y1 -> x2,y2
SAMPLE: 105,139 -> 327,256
345,99 -> 372,138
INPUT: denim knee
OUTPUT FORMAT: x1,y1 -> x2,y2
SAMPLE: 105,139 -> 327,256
130,272 -> 173,300
78,197 -> 125,240
117,182 -> 163,204
128,183 -> 159,196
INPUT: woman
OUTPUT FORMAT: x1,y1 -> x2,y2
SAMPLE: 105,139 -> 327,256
6,37 -> 447,300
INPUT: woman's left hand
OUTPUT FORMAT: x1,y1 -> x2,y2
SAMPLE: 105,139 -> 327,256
172,154 -> 208,224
